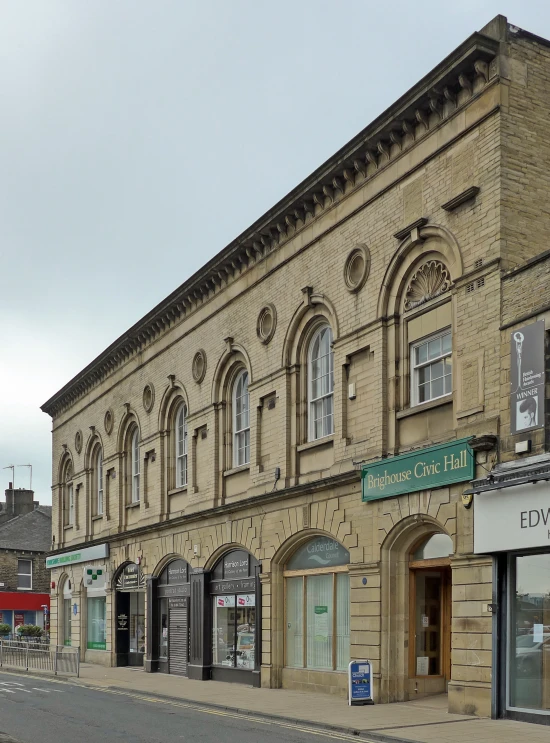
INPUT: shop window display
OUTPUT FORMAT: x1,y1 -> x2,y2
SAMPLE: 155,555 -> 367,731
129,592 -> 145,654
213,594 -> 255,669
210,549 -> 259,674
87,597 -> 106,650
509,554 -> 550,712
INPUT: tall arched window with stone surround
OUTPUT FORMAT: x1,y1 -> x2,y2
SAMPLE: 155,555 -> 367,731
308,325 -> 334,441
131,428 -> 140,503
232,369 -> 250,467
89,440 -> 104,518
404,260 -> 453,408
175,403 -> 188,487
62,460 -> 74,527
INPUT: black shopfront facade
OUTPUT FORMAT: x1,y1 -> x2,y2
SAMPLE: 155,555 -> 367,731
115,563 -> 146,667
146,559 -> 191,675
146,549 -> 261,686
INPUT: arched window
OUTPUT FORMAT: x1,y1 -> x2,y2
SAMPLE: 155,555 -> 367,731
308,325 -> 334,441
131,428 -> 140,503
63,461 -> 74,527
175,403 -> 188,488
233,369 -> 250,467
96,448 -> 103,516
412,533 -> 453,561
285,536 -> 350,671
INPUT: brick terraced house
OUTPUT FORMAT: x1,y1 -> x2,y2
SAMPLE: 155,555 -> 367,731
0,487 -> 51,632
42,16 -> 550,724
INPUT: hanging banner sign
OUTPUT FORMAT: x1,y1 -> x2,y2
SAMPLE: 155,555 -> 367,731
348,659 -> 374,705
361,438 -> 474,502
510,321 -> 545,435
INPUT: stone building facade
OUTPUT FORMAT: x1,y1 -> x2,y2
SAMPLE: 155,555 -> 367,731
41,16 -> 550,720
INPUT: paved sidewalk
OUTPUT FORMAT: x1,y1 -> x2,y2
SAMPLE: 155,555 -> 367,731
69,664 -> 550,742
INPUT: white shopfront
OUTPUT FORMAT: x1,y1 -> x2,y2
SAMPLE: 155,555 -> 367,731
474,480 -> 550,724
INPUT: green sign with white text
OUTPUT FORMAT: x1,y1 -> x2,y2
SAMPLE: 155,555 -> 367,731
361,438 -> 474,502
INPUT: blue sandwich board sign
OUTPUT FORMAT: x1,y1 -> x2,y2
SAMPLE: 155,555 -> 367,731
348,659 -> 374,705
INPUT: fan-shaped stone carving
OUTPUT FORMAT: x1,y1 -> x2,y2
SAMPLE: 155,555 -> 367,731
404,260 -> 451,310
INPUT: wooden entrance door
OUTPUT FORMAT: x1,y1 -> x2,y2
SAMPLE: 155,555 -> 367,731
409,564 -> 451,683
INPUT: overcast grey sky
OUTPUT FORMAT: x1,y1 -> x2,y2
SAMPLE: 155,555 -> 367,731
0,1 -> 547,504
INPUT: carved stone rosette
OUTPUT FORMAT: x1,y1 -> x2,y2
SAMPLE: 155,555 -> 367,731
344,244 -> 371,293
104,408 -> 114,435
192,350 -> 207,384
143,383 -> 155,413
404,260 -> 451,310
257,304 -> 277,344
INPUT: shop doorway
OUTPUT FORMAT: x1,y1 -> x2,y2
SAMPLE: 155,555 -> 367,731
115,563 -> 146,667
168,600 -> 189,675
156,559 -> 190,676
408,534 -> 453,695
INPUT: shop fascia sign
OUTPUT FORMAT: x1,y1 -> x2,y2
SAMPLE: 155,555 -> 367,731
474,480 -> 550,553
361,438 -> 474,502
46,543 -> 109,569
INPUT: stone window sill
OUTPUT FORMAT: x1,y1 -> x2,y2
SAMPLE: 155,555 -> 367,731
297,434 -> 334,453
126,501 -> 140,510
63,524 -> 74,531
396,394 -> 453,420
92,514 -> 103,522
223,465 -> 250,478
168,486 -> 188,496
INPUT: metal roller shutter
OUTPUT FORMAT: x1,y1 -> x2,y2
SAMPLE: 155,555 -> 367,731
169,607 -> 189,676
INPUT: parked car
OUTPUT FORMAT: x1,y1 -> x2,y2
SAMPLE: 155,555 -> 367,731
515,633 -> 550,676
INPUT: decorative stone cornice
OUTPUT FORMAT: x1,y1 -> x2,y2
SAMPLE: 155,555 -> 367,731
41,31 -> 500,419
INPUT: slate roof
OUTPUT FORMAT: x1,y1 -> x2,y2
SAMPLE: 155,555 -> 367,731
0,507 -> 52,552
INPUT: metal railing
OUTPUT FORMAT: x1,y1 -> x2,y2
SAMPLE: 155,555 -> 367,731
0,639 -> 80,677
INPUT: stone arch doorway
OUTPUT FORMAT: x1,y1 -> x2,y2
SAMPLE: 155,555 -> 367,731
380,515 -> 453,703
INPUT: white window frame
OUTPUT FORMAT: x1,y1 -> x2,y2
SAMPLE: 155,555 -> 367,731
67,483 -> 74,526
175,403 -> 188,487
131,428 -> 140,503
410,328 -> 452,406
232,369 -> 250,468
17,558 -> 32,590
96,449 -> 103,515
308,325 -> 334,442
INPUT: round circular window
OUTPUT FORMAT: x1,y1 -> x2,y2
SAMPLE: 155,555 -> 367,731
74,430 -> 83,454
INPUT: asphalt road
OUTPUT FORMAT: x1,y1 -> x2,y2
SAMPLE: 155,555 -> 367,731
0,670 -> 361,743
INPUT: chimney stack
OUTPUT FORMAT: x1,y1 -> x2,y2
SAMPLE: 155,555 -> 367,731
4,486 -> 35,517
